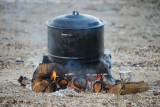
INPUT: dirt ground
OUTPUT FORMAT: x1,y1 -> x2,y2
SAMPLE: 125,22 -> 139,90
0,0 -> 160,107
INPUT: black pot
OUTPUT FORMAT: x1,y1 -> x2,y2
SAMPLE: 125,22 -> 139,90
46,11 -> 106,64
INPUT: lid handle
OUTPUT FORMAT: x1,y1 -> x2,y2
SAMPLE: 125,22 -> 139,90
72,11 -> 79,16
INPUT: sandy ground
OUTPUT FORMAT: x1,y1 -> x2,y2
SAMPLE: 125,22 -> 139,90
0,0 -> 160,106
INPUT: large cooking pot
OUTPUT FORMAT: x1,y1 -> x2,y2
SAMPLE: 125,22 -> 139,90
46,11 -> 106,64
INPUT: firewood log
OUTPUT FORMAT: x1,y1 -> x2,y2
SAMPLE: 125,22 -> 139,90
37,63 -> 53,77
70,81 -> 85,92
108,81 -> 148,95
120,81 -> 148,95
32,78 -> 42,87
56,77 -> 68,89
93,81 -> 103,93
103,81 -> 112,92
32,80 -> 50,93
108,83 -> 122,94
45,83 -> 56,93
32,64 -> 53,81
73,76 -> 87,91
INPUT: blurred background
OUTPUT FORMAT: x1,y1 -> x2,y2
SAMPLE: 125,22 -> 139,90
0,1 -> 160,106
0,0 -> 159,46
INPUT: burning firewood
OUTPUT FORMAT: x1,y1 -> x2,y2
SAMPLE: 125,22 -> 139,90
32,78 -> 42,87
108,81 -> 148,95
32,63 -> 69,93
70,75 -> 87,92
102,75 -> 112,92
49,82 -> 57,92
37,63 -> 53,76
32,63 -> 54,85
92,74 -> 104,93
32,80 -> 50,93
44,83 -> 57,93
93,81 -> 103,93
32,79 -> 57,93
50,70 -> 68,89
70,81 -> 85,92
56,77 -> 68,89
103,81 -> 112,92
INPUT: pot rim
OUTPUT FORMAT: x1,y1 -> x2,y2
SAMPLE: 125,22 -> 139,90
48,53 -> 102,60
45,19 -> 107,30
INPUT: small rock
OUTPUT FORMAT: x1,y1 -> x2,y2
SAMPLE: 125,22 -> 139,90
18,76 -> 31,86
15,57 -> 24,62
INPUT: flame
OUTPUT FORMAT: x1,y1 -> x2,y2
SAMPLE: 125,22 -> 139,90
51,70 -> 57,82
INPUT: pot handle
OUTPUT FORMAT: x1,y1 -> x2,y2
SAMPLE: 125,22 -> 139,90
72,11 -> 79,15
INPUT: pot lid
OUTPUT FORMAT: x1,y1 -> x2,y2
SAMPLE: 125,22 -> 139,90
46,11 -> 106,29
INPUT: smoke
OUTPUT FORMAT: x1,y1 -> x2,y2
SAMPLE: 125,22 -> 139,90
46,49 -> 112,76
65,60 -> 82,75
99,48 -> 112,74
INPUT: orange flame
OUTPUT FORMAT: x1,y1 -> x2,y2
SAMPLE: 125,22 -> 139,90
51,70 -> 57,82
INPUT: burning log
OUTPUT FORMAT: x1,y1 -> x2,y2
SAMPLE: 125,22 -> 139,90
31,64 -> 51,93
36,63 -> 53,77
93,81 -> 103,93
56,77 -> 68,89
45,83 -> 55,92
32,78 -> 42,87
102,75 -> 112,92
31,64 -> 54,85
32,64 -> 57,93
70,75 -> 87,92
108,81 -> 148,95
32,80 -> 50,93
93,74 -> 103,93
70,81 -> 85,92
103,81 -> 112,92
50,70 -> 68,89
32,63 -> 69,92
32,79 -> 57,93
49,82 -> 57,92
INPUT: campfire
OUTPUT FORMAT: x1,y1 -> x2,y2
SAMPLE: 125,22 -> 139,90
22,11 -> 149,95
31,57 -> 114,93
30,56 -> 148,95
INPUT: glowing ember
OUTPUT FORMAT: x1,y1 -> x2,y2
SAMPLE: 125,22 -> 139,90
60,80 -> 68,85
97,74 -> 102,81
